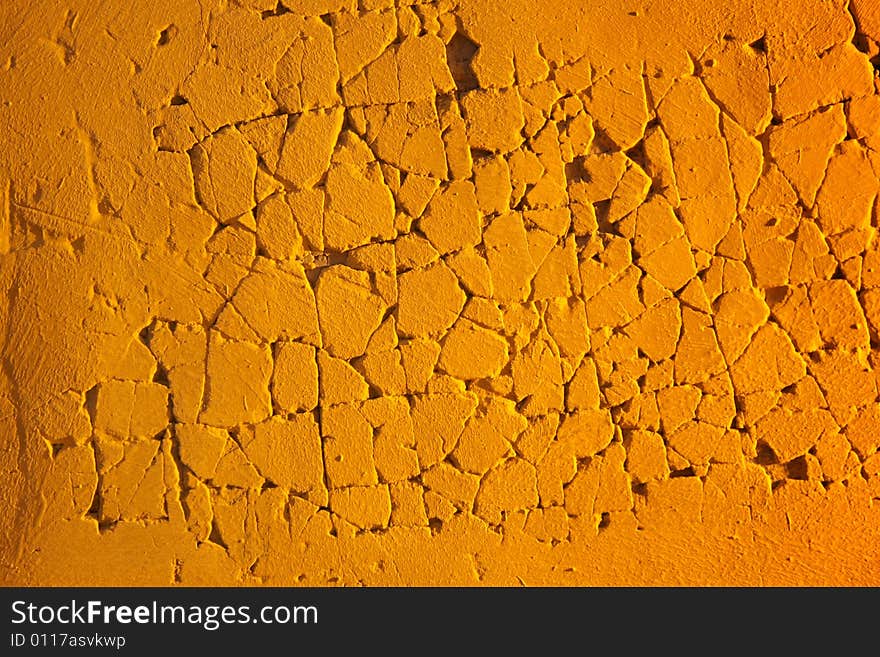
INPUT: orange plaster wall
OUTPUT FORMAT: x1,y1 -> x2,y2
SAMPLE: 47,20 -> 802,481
1,0 -> 879,585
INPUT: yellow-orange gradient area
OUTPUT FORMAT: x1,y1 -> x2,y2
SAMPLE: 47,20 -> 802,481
1,0 -> 880,586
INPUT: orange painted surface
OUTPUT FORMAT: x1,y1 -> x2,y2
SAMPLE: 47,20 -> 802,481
1,0 -> 879,586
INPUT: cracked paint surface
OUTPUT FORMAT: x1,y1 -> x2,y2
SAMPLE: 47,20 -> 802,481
1,0 -> 880,586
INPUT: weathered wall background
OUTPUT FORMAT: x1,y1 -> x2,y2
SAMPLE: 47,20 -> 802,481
1,0 -> 879,585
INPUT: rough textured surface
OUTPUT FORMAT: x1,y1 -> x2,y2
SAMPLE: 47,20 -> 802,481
1,0 -> 880,586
